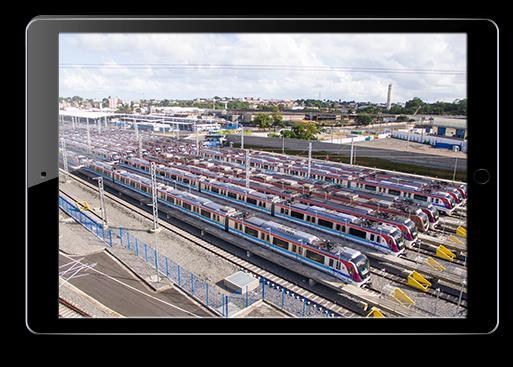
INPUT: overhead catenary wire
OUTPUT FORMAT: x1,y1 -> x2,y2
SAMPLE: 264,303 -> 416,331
59,63 -> 466,75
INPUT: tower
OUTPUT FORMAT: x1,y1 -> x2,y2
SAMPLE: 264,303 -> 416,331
386,84 -> 393,110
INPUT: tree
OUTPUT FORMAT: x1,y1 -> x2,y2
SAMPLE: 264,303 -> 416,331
271,112 -> 285,130
355,114 -> 373,125
253,113 -> 273,130
280,121 -> 320,140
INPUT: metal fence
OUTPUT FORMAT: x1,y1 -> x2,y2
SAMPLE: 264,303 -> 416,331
59,196 -> 338,318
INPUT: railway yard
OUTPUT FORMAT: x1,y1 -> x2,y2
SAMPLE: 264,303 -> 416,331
58,124 -> 468,318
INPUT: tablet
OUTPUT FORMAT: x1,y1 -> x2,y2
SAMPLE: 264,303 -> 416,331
26,16 -> 498,334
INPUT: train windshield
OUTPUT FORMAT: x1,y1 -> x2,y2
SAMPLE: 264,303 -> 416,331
405,219 -> 418,238
393,229 -> 405,249
418,211 -> 428,224
354,255 -> 370,278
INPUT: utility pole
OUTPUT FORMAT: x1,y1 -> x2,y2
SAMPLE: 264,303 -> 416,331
150,162 -> 160,282
86,118 -> 92,153
452,157 -> 458,181
139,135 -> 143,159
282,136 -> 285,154
350,137 -> 354,165
246,149 -> 250,188
456,279 -> 466,316
97,176 -> 108,228
60,138 -> 69,183
195,121 -> 199,156
241,125 -> 244,150
307,142 -> 312,179
134,117 -> 139,141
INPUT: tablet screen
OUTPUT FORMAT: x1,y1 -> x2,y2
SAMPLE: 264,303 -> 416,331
57,33 -> 468,319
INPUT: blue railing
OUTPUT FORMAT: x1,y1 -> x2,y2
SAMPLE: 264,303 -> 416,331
59,195 -> 338,318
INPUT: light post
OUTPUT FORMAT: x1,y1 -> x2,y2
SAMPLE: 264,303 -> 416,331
150,162 -> 160,283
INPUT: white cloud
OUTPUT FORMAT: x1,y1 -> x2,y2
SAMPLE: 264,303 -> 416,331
59,33 -> 466,102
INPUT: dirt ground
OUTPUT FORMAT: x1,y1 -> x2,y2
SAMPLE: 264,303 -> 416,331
354,137 -> 467,158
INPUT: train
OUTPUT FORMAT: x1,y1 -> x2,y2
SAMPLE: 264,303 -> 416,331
118,157 -> 406,254
85,161 -> 371,286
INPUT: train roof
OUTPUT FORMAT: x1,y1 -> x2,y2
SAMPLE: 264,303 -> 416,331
246,217 -> 320,245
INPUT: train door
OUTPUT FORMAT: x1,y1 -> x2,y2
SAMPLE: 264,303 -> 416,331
224,216 -> 229,232
271,202 -> 275,216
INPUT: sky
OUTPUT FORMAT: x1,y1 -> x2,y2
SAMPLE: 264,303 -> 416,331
59,33 -> 466,103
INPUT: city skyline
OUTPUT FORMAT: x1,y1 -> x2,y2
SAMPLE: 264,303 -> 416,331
59,33 -> 466,103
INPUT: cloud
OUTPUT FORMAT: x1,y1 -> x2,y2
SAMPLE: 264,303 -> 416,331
59,33 -> 466,102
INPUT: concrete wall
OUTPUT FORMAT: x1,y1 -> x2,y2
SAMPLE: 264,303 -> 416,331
226,135 -> 466,172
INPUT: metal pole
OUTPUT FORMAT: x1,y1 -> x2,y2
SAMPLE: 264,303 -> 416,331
139,135 -> 143,159
134,117 -> 139,141
246,149 -> 250,188
456,279 -> 466,316
241,125 -> 244,150
452,157 -> 458,182
307,142 -> 312,179
60,138 -> 69,183
282,136 -> 285,154
98,118 -> 101,134
86,118 -> 91,152
97,176 -> 108,228
150,162 -> 160,282
350,137 -> 354,165
195,121 -> 199,156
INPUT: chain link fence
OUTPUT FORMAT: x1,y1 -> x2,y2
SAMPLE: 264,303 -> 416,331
59,195 -> 339,318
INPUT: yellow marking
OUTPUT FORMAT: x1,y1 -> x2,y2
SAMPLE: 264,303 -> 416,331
425,256 -> 446,271
366,307 -> 385,318
390,287 -> 416,307
456,226 -> 467,238
407,271 -> 431,292
436,245 -> 456,262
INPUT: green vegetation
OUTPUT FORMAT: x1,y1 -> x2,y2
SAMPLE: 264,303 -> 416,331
355,114 -> 373,125
280,121 -> 320,140
389,98 -> 467,116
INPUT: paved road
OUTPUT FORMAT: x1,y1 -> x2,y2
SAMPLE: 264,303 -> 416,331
226,135 -> 467,172
59,251 -> 212,317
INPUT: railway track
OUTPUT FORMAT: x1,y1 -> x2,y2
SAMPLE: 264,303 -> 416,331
58,297 -> 91,318
63,168 -> 465,317
60,171 -> 360,318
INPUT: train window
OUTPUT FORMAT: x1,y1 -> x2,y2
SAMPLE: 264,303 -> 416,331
336,261 -> 341,270
335,224 -> 341,231
305,250 -> 324,264
182,202 -> 191,211
201,209 -> 210,218
349,227 -> 367,239
370,234 -> 375,241
183,179 -> 189,185
414,194 -> 428,202
245,226 -> 259,238
364,184 -> 376,191
318,218 -> 333,228
389,189 -> 401,196
306,215 -> 311,222
211,187 -> 219,194
228,192 -> 237,199
246,197 -> 257,205
291,211 -> 304,220
292,244 -> 297,253
272,237 -> 289,249
329,258 -> 334,267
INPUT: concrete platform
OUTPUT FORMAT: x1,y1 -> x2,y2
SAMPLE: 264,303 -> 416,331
59,251 -> 213,317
